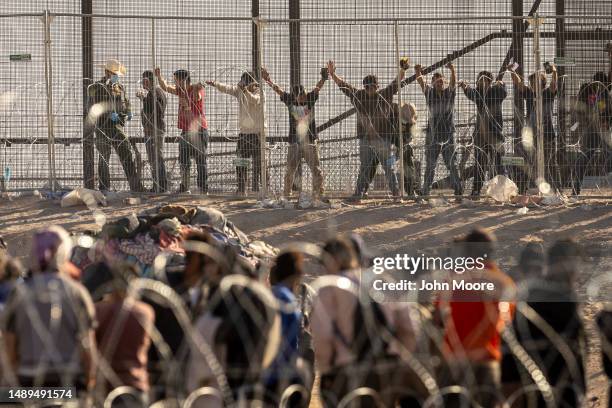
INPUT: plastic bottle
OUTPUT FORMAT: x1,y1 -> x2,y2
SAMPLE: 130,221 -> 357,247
386,146 -> 398,172
4,166 -> 11,183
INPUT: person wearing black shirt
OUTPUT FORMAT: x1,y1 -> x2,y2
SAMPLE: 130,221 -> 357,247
502,239 -> 586,407
137,70 -> 168,192
459,71 -> 508,197
262,67 -> 327,201
328,60 -> 407,200
571,46 -> 612,195
508,64 -> 561,194
572,77 -> 612,195
415,63 -> 463,198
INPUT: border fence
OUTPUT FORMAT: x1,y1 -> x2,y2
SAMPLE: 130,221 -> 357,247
0,8 -> 611,198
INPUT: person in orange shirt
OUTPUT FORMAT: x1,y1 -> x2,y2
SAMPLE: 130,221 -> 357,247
434,228 -> 516,407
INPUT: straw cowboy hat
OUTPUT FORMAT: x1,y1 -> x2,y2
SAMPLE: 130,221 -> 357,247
101,59 -> 127,76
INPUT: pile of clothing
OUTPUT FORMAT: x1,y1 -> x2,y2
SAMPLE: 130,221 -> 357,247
72,205 -> 277,285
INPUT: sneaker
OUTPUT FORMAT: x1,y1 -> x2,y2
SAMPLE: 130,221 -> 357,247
178,184 -> 191,194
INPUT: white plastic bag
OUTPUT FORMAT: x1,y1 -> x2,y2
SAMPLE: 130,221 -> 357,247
483,175 -> 518,203
60,188 -> 107,208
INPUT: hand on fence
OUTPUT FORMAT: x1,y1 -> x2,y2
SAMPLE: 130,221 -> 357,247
326,60 -> 336,77
135,89 -> 145,99
458,80 -> 468,89
446,62 -> 455,70
414,64 -> 423,75
205,80 -> 215,87
261,68 -> 270,82
154,67 -> 161,78
320,66 -> 329,80
110,112 -> 119,123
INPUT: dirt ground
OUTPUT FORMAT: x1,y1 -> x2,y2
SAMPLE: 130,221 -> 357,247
0,192 -> 610,406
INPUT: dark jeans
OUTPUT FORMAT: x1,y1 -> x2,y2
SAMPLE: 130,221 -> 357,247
356,138 -> 381,196
423,131 -> 462,195
95,125 -> 143,192
144,130 -> 168,192
355,139 -> 398,196
236,133 -> 262,193
179,128 -> 208,192
473,142 -> 505,195
402,144 -> 418,196
515,137 -> 562,194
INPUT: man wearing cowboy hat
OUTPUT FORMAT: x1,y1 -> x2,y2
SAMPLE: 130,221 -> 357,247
88,59 -> 143,192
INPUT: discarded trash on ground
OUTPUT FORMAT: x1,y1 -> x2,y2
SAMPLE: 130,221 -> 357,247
483,175 -> 518,203
541,194 -> 566,206
511,195 -> 543,207
71,204 -> 278,294
60,188 -> 107,208
124,197 -> 142,206
428,197 -> 449,207
516,206 -> 529,215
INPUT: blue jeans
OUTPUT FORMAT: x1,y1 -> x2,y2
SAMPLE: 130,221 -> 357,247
144,130 -> 168,191
423,131 -> 462,195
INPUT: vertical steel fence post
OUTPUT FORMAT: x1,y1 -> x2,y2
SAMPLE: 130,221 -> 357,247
151,17 -> 161,193
43,10 -> 56,192
82,0 -> 94,189
532,14 -> 545,190
255,18 -> 268,198
394,21 -> 405,198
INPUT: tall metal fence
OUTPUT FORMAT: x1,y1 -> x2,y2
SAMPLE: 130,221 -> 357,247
0,11 -> 611,197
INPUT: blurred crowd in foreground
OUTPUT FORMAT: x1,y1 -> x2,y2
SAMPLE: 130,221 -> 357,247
0,216 -> 610,407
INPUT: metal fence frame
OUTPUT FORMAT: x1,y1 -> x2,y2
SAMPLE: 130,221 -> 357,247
0,11 -> 611,197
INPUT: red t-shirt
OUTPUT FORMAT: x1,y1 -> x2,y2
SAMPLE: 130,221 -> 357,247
436,263 -> 515,362
177,87 -> 207,131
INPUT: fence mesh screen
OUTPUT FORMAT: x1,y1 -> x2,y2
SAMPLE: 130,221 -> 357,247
0,1 -> 610,197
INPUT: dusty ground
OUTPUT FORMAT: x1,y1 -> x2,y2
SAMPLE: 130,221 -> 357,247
0,192 -> 610,406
